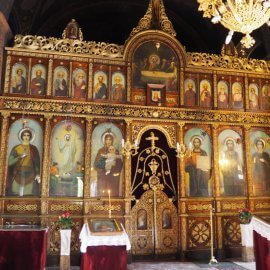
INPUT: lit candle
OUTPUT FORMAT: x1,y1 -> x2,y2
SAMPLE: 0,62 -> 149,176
134,139 -> 138,147
176,142 -> 180,150
122,139 -> 125,147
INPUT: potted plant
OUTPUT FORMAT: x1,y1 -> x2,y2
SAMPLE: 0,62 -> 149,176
239,208 -> 252,224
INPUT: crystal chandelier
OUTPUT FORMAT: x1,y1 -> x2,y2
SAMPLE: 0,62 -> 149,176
197,0 -> 270,48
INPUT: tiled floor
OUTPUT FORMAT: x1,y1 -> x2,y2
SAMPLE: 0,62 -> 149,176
46,260 -> 255,270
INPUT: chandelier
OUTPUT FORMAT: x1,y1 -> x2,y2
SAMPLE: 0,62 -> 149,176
197,0 -> 270,48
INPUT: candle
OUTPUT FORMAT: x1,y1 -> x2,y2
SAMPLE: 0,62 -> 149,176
134,139 -> 138,147
176,142 -> 180,150
122,139 -> 125,147
108,190 -> 111,218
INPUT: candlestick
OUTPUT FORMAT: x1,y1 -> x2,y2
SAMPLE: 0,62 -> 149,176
108,190 -> 111,219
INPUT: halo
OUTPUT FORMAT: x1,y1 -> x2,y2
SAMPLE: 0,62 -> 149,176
224,137 -> 236,146
149,54 -> 160,65
254,137 -> 266,149
101,130 -> 116,145
191,135 -> 203,145
18,127 -> 35,143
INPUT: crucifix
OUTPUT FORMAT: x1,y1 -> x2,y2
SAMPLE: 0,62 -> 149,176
146,131 -> 159,151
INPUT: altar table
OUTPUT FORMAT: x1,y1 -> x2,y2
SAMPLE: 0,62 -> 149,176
0,225 -> 47,270
79,223 -> 131,270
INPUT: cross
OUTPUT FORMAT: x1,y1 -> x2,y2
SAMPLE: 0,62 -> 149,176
146,132 -> 159,150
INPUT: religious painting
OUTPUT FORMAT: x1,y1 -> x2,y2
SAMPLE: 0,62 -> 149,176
218,129 -> 245,196
72,68 -> 87,98
248,83 -> 259,110
90,123 -> 123,197
184,127 -> 212,197
147,83 -> 165,106
184,78 -> 197,107
217,80 -> 229,109
89,219 -> 122,236
53,66 -> 69,97
232,82 -> 243,109
199,80 -> 211,108
65,19 -> 80,40
132,41 -> 178,92
6,118 -> 43,196
261,84 -> 270,110
50,120 -> 84,197
30,64 -> 47,95
162,208 -> 172,229
10,63 -> 28,94
137,209 -> 147,230
111,72 -> 125,101
249,129 -> 270,196
93,71 -> 108,100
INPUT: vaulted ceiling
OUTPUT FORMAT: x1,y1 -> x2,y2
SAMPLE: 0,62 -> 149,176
7,0 -> 270,60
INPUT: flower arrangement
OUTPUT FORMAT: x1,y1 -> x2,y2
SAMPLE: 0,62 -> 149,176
57,212 -> 73,230
238,208 -> 252,224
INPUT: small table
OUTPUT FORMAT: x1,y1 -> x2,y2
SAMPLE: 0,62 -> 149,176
0,225 -> 47,270
79,223 -> 131,270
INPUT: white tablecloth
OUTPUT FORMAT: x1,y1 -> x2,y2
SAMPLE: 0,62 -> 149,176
241,216 -> 270,247
79,223 -> 131,253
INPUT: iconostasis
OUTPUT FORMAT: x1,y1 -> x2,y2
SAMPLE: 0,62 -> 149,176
1,4 -> 270,262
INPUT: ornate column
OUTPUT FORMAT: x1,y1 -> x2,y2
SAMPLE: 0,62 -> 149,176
177,121 -> 185,198
40,115 -> 52,226
243,125 -> 253,197
212,124 -> 220,197
83,117 -> 92,223
124,119 -> 133,236
213,72 -> 218,109
0,111 -> 10,196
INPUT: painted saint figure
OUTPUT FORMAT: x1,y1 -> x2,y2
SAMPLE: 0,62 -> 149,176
217,82 -> 229,109
185,136 -> 210,196
94,133 -> 123,196
111,75 -> 125,101
73,72 -> 86,98
57,134 -> 77,175
252,138 -> 270,195
54,71 -> 68,96
184,82 -> 196,106
94,75 -> 107,99
11,68 -> 27,94
220,138 -> 244,196
7,128 -> 40,196
249,87 -> 259,110
30,69 -> 46,95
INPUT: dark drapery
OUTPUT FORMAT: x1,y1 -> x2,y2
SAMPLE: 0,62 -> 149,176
0,229 -> 47,270
253,230 -> 270,270
81,245 -> 127,270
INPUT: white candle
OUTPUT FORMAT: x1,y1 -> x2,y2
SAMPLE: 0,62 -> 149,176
135,139 -> 138,147
122,139 -> 125,147
108,190 -> 111,218
176,142 -> 180,150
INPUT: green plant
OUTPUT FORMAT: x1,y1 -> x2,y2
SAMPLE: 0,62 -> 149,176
57,212 -> 73,229
238,208 -> 252,224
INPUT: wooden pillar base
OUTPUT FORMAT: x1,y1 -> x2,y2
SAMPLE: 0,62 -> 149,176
60,255 -> 70,270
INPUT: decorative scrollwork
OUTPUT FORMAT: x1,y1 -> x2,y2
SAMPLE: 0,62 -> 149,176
187,52 -> 270,73
224,218 -> 241,245
189,219 -> 210,248
13,35 -> 124,58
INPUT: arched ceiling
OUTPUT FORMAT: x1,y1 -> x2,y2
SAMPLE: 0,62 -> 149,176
7,0 -> 270,60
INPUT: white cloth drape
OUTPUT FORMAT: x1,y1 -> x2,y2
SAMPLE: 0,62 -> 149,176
60,229 -> 72,255
240,216 -> 270,247
79,223 -> 131,253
